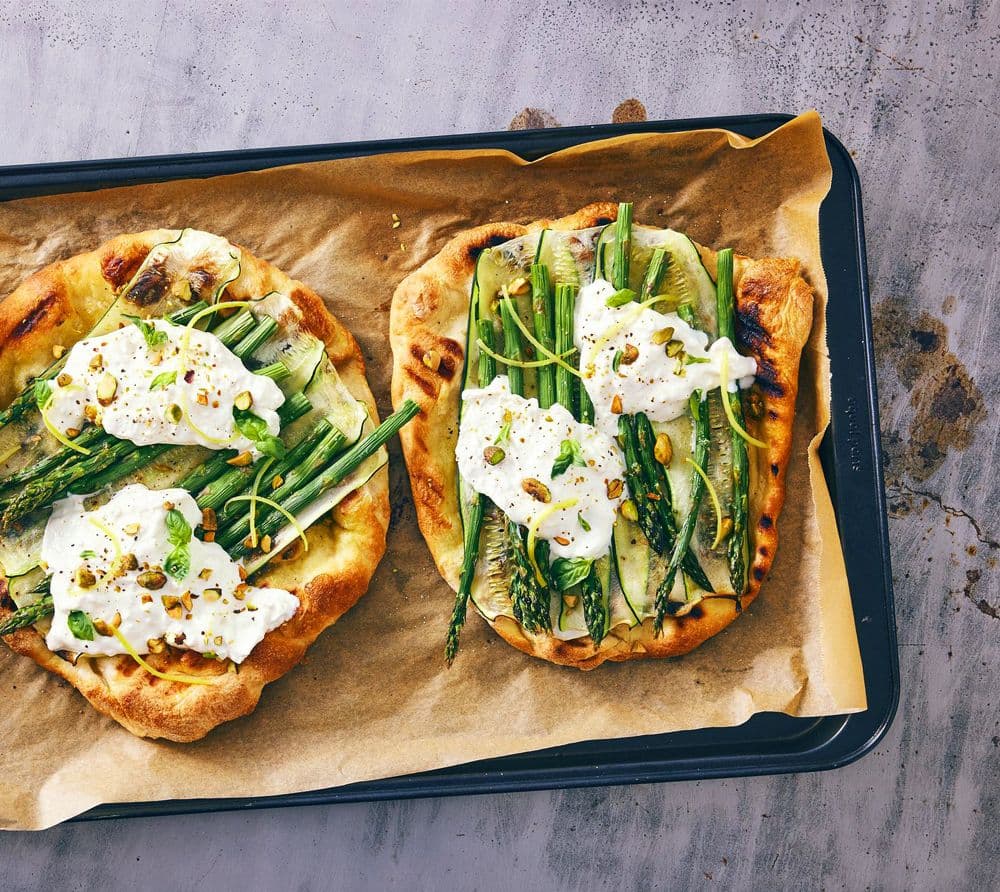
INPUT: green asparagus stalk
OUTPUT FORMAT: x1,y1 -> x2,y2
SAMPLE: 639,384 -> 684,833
0,591 -> 54,636
654,376 -> 711,630
444,319 -> 497,663
579,567 -> 606,643
500,310 -> 552,631
639,247 -> 667,303
612,202 -> 633,291
497,299 -> 524,397
554,283 -> 578,410
530,263 -> 556,409
232,316 -> 278,359
2,438 -> 138,527
209,308 -> 255,345
619,415 -> 668,554
715,248 -> 749,599
633,412 -> 713,592
216,424 -> 350,547
201,419 -> 335,514
226,400 -> 420,561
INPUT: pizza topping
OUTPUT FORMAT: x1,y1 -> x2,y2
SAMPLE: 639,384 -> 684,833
456,376 -> 625,561
574,277 -> 756,437
45,320 -> 285,452
42,484 -> 299,663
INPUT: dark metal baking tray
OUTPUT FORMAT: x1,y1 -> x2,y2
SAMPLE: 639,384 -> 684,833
0,113 -> 898,821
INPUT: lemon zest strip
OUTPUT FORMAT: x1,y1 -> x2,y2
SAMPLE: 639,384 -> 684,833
686,457 -> 725,549
110,626 -> 216,686
719,351 -> 768,449
224,494 -> 309,550
500,290 -> 582,379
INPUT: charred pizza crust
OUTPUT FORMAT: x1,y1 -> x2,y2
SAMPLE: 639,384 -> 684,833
390,204 -> 813,669
0,230 -> 390,740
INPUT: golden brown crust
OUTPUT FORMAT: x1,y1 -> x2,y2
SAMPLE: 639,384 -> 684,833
391,207 -> 813,669
0,230 -> 390,741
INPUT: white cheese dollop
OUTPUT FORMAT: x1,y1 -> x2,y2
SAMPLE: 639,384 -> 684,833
456,376 -> 626,560
574,278 -> 757,437
43,484 -> 299,663
47,319 -> 285,451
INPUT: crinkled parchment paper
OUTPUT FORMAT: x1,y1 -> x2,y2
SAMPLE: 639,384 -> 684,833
0,111 -> 865,829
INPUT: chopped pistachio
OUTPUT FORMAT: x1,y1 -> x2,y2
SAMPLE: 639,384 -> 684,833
521,477 -> 551,503
610,394 -> 624,414
227,451 -> 253,467
483,445 -> 506,465
606,478 -> 624,500
74,566 -> 96,589
665,339 -> 685,357
620,499 -> 639,522
654,432 -> 673,465
96,373 -> 118,406
56,372 -> 73,387
52,344 -> 66,359
621,343 -> 639,365
138,570 -> 167,590
651,326 -> 675,345
234,390 -> 253,411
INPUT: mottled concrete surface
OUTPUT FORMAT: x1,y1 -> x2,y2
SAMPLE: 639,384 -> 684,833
1,1 -> 998,889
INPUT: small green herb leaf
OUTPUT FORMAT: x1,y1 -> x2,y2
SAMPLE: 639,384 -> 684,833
149,371 -> 177,391
164,507 -> 192,581
612,349 -> 623,373
684,355 -> 710,365
551,557 -> 593,591
67,610 -> 96,641
605,288 -> 637,308
577,512 -> 591,532
125,315 -> 169,349
551,438 -> 586,478
34,379 -> 53,410
494,421 -> 512,445
80,549 -> 97,559
233,407 -> 287,459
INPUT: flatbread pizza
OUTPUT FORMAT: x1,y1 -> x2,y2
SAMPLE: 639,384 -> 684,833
0,229 -> 417,740
391,202 -> 812,669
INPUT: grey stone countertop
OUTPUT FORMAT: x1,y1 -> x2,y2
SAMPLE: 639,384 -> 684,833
0,1 -> 997,889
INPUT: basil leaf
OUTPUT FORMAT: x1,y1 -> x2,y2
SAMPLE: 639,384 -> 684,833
164,547 -> 190,581
551,438 -> 586,478
605,288 -> 637,308
551,557 -> 593,591
67,610 -> 96,641
163,507 -> 192,580
165,508 -> 192,547
34,379 -> 53,410
125,315 -> 169,349
149,371 -> 177,391
233,408 -> 287,459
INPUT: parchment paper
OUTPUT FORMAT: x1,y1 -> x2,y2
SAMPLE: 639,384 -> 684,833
0,111 -> 865,830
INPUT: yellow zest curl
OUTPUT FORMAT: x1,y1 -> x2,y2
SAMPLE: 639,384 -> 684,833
110,626 -> 215,686
500,290 -> 582,379
584,295 -> 671,375
686,457 -> 725,549
224,494 -> 309,551
475,338 -> 575,369
719,352 -> 768,449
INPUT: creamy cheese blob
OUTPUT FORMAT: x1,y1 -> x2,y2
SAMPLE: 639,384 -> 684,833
47,319 -> 285,451
574,279 -> 757,437
456,376 -> 626,560
43,484 -> 299,663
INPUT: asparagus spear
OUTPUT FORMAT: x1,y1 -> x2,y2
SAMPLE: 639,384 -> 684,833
232,316 -> 278,360
497,299 -> 524,397
654,308 -> 711,630
227,400 -> 420,561
206,418 -> 334,515
0,591 -> 54,636
715,249 -> 749,599
445,320 -> 498,662
500,301 -> 552,631
633,412 -> 713,592
530,263 -> 556,409
554,283 -> 578,411
215,423 -> 350,548
619,415 -> 668,554
612,202 -> 633,291
0,301 -> 211,431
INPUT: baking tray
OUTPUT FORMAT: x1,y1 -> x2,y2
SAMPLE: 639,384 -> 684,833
0,113 -> 897,821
